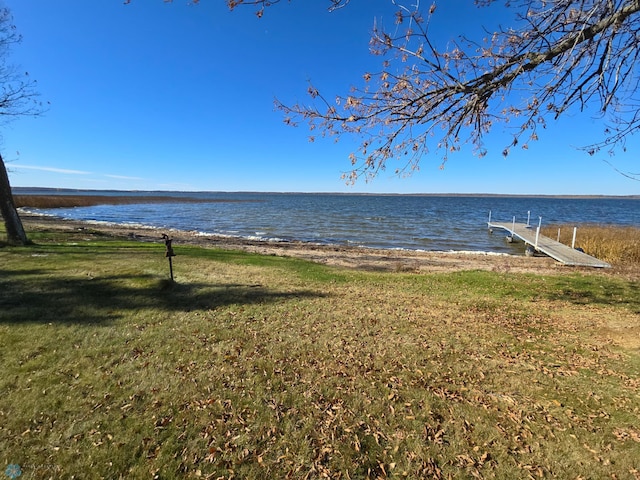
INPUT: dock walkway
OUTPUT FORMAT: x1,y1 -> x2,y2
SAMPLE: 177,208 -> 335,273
488,221 -> 610,268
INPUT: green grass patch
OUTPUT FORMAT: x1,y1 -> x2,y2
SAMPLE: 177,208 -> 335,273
1,227 -> 639,478
178,244 -> 349,284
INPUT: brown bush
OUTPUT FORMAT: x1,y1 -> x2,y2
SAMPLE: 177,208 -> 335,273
542,224 -> 640,266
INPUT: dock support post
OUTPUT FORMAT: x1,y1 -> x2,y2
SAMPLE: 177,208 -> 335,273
509,216 -> 516,242
572,227 -> 577,249
527,211 -> 531,227
557,228 -> 561,242
535,217 -> 542,250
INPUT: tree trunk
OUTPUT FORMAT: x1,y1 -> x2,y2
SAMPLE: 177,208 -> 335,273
0,153 -> 28,245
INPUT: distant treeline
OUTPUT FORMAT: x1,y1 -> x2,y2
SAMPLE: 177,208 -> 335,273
14,195 -> 215,209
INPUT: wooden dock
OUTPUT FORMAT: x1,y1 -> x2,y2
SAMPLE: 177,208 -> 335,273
488,220 -> 611,268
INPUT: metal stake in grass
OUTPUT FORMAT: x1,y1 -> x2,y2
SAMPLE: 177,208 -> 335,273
162,234 -> 176,281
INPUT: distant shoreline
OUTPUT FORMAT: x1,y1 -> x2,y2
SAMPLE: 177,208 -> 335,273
13,194 -> 255,209
12,187 -> 640,200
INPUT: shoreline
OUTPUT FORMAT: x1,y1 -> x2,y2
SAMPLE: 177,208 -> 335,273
19,211 -> 638,279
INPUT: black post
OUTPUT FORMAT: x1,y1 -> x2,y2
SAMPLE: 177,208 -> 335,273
162,234 -> 176,281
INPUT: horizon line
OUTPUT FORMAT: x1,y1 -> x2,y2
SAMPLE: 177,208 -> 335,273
11,186 -> 640,199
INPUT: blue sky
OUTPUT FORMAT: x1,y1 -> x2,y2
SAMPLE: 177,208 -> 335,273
2,0 -> 638,195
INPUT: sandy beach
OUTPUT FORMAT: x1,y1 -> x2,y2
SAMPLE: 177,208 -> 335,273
18,210 -> 638,279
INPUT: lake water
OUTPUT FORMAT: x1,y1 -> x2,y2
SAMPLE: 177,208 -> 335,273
20,191 -> 640,254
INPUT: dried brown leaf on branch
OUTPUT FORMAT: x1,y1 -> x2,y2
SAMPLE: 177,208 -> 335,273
275,0 -> 640,182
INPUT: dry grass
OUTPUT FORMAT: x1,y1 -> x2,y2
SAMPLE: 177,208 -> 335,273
542,224 -> 640,266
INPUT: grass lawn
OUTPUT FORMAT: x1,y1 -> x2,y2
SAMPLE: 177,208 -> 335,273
1,226 -> 639,479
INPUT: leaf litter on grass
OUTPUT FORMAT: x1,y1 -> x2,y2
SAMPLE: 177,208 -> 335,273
1,230 -> 639,478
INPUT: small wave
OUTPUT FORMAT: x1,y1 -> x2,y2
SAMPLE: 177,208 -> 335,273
195,231 -> 233,238
442,250 -> 512,256
18,208 -> 57,217
358,246 -> 513,256
81,219 -> 160,230
29,211 -> 168,233
245,235 -> 291,243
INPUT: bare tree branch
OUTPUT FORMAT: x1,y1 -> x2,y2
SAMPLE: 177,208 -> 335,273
277,0 -> 640,182
0,6 -> 44,245
126,0 -> 351,17
0,8 -> 43,130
